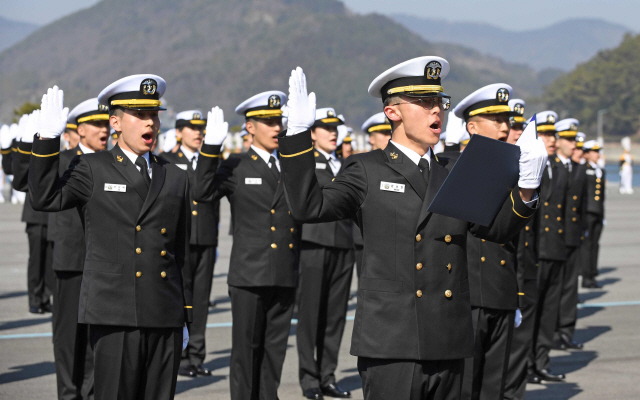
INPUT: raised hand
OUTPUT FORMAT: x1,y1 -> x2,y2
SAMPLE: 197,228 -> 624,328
38,85 -> 69,139
517,117 -> 547,189
286,67 -> 316,135
203,106 -> 228,145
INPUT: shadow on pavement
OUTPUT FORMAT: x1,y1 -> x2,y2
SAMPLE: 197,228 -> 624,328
208,306 -> 231,315
597,266 -> 616,275
573,325 -> 611,345
0,316 -> 52,331
597,277 -> 620,287
0,291 -> 28,300
576,306 -> 603,319
550,350 -> 598,375
337,373 -> 362,393
525,381 -> 582,400
578,291 -> 607,302
0,361 -> 55,384
175,374 -> 226,394
203,353 -> 231,373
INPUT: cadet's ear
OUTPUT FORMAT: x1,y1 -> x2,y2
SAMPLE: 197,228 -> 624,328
246,120 -> 256,135
109,114 -> 121,134
384,104 -> 401,125
175,127 -> 183,141
466,119 -> 477,135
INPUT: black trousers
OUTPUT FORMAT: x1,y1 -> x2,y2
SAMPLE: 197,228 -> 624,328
461,307 -> 514,400
25,223 -> 54,308
53,271 -> 94,400
89,325 -> 182,400
504,279 -> 537,400
355,244 -> 364,280
181,244 -> 216,367
556,246 -> 581,340
228,285 -> 295,400
532,260 -> 563,371
358,357 -> 464,400
582,214 -> 603,285
297,244 -> 354,391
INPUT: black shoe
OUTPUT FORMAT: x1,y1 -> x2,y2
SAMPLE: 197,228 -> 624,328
536,369 -> 565,382
560,335 -> 583,350
209,300 -> 217,308
194,364 -> 211,376
29,306 -> 44,314
41,302 -> 53,313
582,281 -> 602,289
527,374 -> 543,384
303,388 -> 324,399
178,365 -> 197,378
321,383 -> 350,398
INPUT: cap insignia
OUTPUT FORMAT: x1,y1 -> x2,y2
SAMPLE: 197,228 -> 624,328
570,123 -> 577,131
141,79 -> 157,96
514,103 -> 524,115
327,110 -> 335,118
547,114 -> 556,124
251,154 -> 258,161
193,113 -> 202,120
390,152 -> 398,160
116,155 -> 123,162
496,88 -> 509,103
98,104 -> 109,112
268,95 -> 281,108
424,61 -> 442,80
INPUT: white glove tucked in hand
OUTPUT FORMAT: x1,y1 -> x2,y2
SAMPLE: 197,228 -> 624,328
182,324 -> 189,350
286,67 -> 316,136
38,85 -> 69,139
516,118 -> 547,189
0,125 -> 11,149
515,308 -> 523,328
203,106 -> 228,145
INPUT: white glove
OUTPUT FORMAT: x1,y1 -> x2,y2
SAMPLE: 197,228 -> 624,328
182,324 -> 189,350
0,125 -> 10,149
281,104 -> 289,131
22,110 -> 40,144
17,114 -> 29,143
286,67 -> 316,135
203,106 -> 228,145
515,308 -> 522,328
9,123 -> 19,142
38,85 -> 69,139
516,118 -> 547,189
337,124 -> 348,146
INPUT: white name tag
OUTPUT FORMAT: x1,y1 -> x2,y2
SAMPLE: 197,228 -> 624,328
245,178 -> 262,185
586,170 -> 595,175
176,164 -> 188,170
316,163 -> 327,170
380,181 -> 405,193
104,183 -> 126,192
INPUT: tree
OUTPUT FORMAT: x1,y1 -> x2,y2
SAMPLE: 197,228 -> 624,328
12,101 -> 40,123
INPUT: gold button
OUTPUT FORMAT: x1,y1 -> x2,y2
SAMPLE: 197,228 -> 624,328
160,271 -> 167,278
271,209 -> 275,214
416,290 -> 423,298
481,257 -> 486,262
581,236 -> 585,240
544,202 -> 549,206
446,263 -> 452,271
481,239 -> 486,242
136,248 -> 142,254
136,225 -> 141,232
572,207 -> 577,212
290,228 -> 294,233
193,200 -> 197,205
557,217 -> 562,221
545,215 -> 549,219
161,228 -> 166,234
596,184 -> 601,189
288,211 -> 291,215
161,250 -> 166,256
416,263 -> 423,270
545,227 -> 550,232
595,190 -> 600,195
271,243 -> 277,249
332,178 -> 335,181
445,235 -> 452,243
595,196 -> 600,201
136,271 -> 142,278
557,204 -> 562,209
525,226 -> 530,231
572,217 -> 577,222
525,242 -> 528,247
558,229 -> 563,234
573,196 -> 577,200
271,226 -> 276,232
596,178 -> 601,183
445,290 -> 452,298
500,260 -> 506,266
192,210 -> 198,216
289,243 -> 293,249
416,234 -> 422,242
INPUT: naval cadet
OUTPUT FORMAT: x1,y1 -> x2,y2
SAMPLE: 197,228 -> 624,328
297,107 -> 354,399
553,119 -> 586,351
50,97 -> 110,400
530,111 -> 568,383
162,110 -> 220,378
240,123 -> 252,151
193,92 -> 301,400
278,59 -> 546,400
506,99 -> 526,144
581,140 -> 605,289
336,121 -> 353,159
361,111 -> 392,151
452,83 -> 520,400
28,78 -> 192,400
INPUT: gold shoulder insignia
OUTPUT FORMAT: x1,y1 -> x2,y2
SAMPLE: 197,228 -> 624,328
390,152 -> 398,160
251,154 -> 258,161
178,152 -> 183,158
434,154 -> 439,162
314,151 -> 320,157
116,155 -> 123,162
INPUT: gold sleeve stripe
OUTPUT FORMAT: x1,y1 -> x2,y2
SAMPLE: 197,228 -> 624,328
511,191 -> 531,219
110,99 -> 162,107
387,85 -> 444,95
468,105 -> 512,117
16,148 -> 32,155
537,125 -> 556,132
368,124 -> 392,133
32,151 -> 60,158
200,150 -> 220,158
77,114 -> 110,124
0,149 -> 10,155
279,146 -> 314,158
11,147 -> 17,152
245,109 -> 283,118
184,306 -> 193,309
518,292 -> 525,296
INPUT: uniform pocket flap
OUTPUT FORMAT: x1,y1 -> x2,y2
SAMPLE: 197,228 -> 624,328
360,277 -> 403,293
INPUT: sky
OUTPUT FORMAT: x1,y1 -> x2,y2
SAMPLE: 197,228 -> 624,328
0,0 -> 636,32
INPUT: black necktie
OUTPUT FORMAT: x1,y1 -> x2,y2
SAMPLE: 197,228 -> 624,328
188,156 -> 195,171
269,155 -> 280,180
418,158 -> 430,185
135,156 -> 151,188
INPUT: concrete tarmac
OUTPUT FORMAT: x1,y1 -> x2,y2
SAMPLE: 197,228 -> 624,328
0,185 -> 638,399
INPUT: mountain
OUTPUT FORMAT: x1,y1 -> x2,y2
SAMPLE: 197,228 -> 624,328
0,16 -> 39,53
0,0 -> 549,127
543,33 -> 640,138
391,15 -> 632,71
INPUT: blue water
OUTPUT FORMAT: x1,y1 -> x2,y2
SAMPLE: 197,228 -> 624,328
604,164 -> 640,187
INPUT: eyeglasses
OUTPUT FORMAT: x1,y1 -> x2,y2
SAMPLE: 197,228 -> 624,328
392,97 -> 451,111
480,114 -> 511,126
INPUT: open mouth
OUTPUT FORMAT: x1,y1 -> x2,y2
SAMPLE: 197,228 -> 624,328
142,133 -> 154,145
430,121 -> 441,133
99,135 -> 108,144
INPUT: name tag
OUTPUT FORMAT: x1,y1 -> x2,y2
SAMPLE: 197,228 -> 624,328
104,183 -> 126,192
380,181 -> 405,193
245,178 -> 262,185
175,164 -> 188,170
316,163 -> 327,170
586,170 -> 595,175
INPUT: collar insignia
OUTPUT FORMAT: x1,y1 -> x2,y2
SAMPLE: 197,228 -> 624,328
251,154 -> 258,161
77,150 -> 82,155
178,152 -> 183,157
314,151 -> 320,157
116,155 -> 123,162
390,152 -> 398,160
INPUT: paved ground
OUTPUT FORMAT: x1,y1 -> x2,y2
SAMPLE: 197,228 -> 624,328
0,184 -> 638,399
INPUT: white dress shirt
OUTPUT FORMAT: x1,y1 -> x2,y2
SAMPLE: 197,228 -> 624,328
180,145 -> 199,170
316,148 -> 341,176
389,140 -> 431,169
557,153 -> 572,172
120,147 -> 152,178
78,142 -> 95,155
589,161 -> 603,179
251,144 -> 280,172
